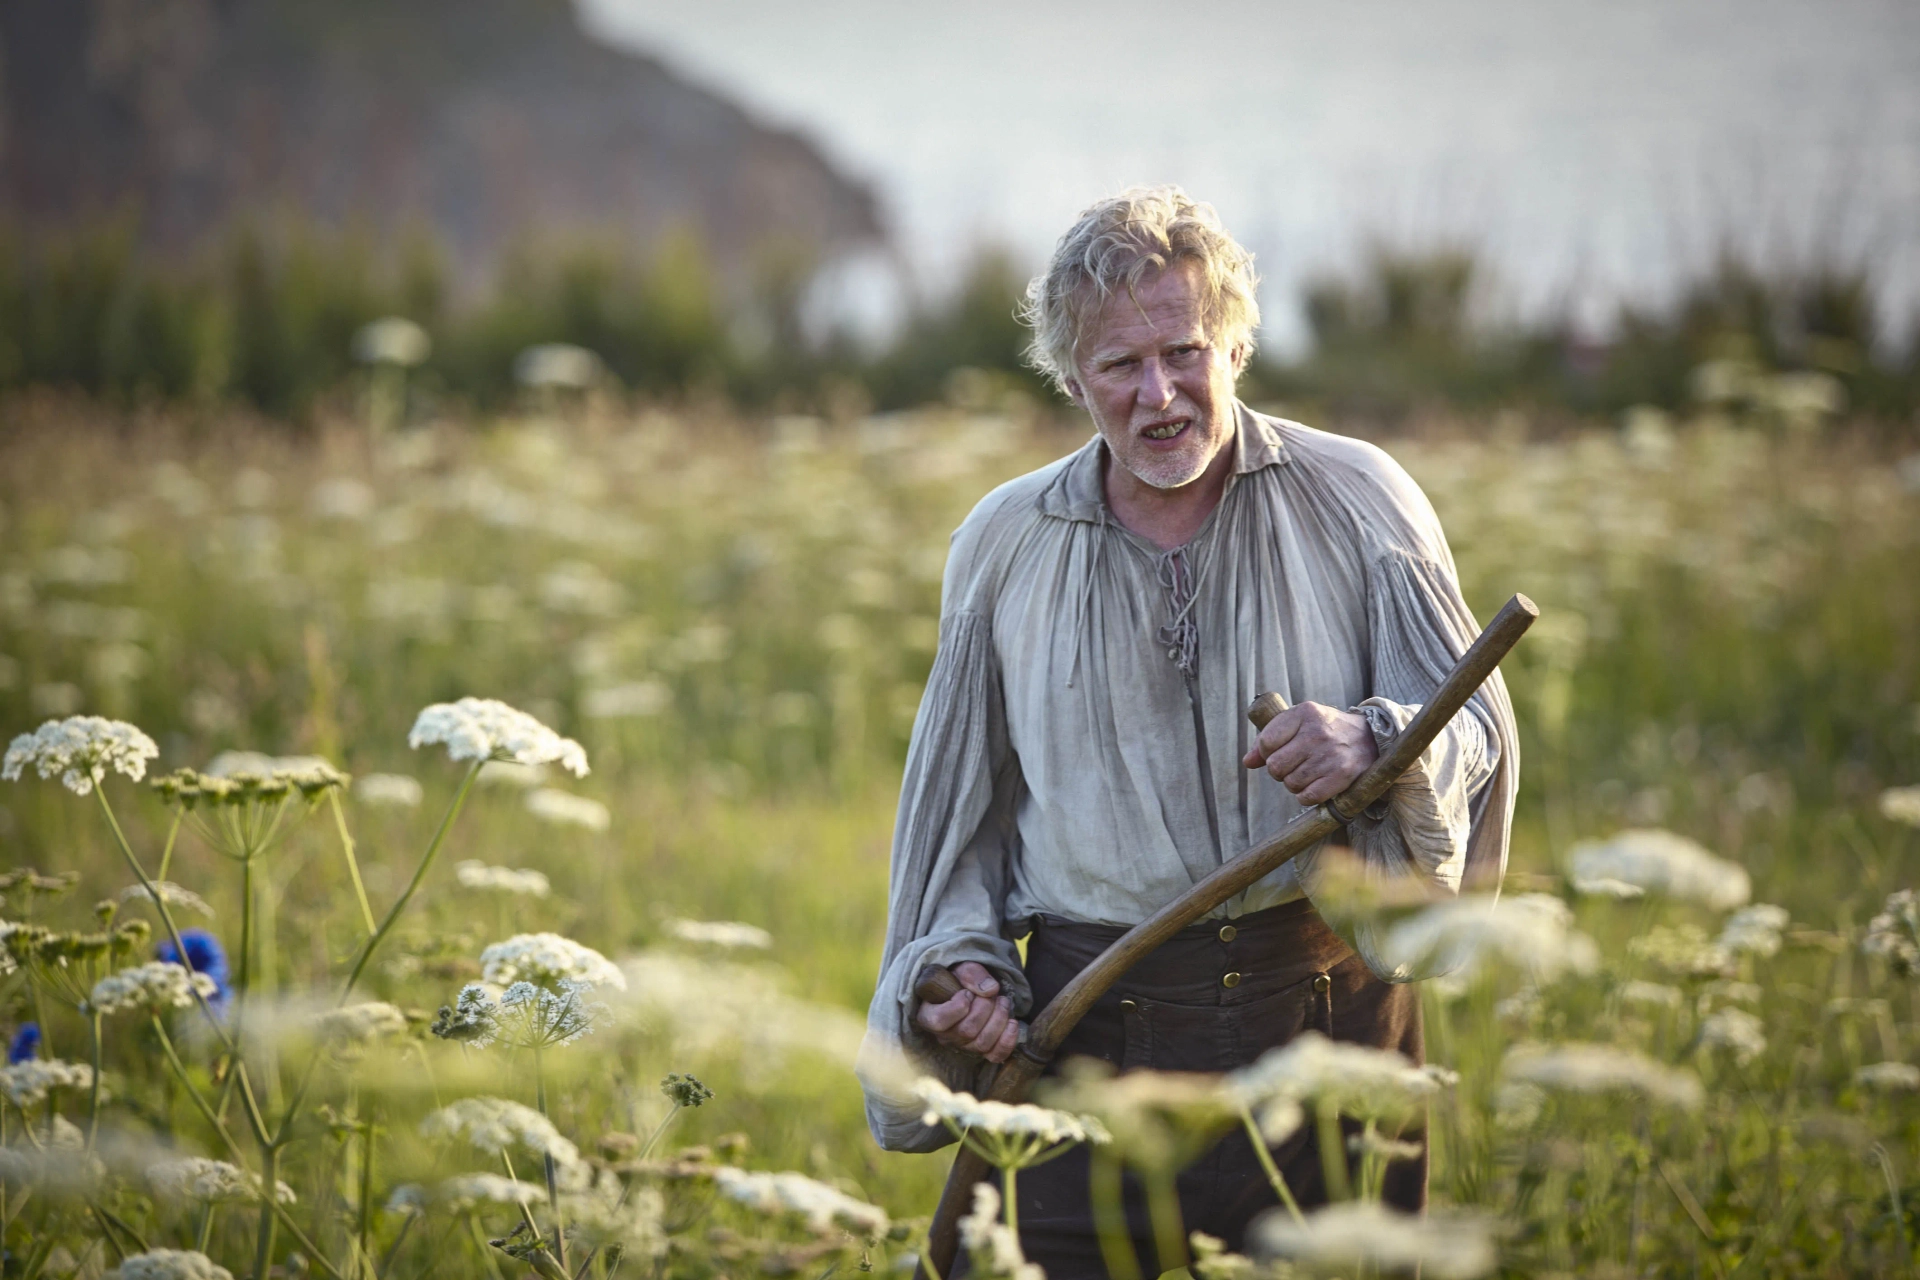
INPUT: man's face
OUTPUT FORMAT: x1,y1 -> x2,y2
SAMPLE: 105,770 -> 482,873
1064,261 -> 1245,493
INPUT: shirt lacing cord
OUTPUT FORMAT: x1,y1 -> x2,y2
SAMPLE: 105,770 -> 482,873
1156,545 -> 1205,679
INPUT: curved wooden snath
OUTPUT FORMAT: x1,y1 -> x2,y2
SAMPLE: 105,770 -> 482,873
910,593 -> 1538,1280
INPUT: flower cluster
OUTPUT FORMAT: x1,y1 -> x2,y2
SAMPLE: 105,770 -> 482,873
1862,889 -> 1919,975
419,1096 -> 582,1167
454,860 -> 550,897
915,1078 -> 1107,1145
408,698 -> 588,776
434,1172 -> 548,1210
479,933 -> 625,990
1252,1202 -> 1495,1279
4,716 -> 159,796
89,962 -> 219,1016
1855,1061 -> 1920,1091
314,1002 -> 409,1047
150,762 -> 346,811
662,1072 -> 714,1107
524,787 -> 610,831
713,1167 -> 890,1237
1568,829 -> 1751,910
1879,786 -> 1920,828
1698,1008 -> 1768,1064
116,881 -> 215,919
1375,893 -> 1599,985
1228,1031 -> 1449,1124
1500,1043 -> 1704,1109
667,918 -> 774,950
1716,904 -> 1790,958
1629,924 -> 1738,978
354,773 -> 424,808
148,1157 -> 296,1204
431,984 -> 502,1047
0,1058 -> 95,1109
492,979 -> 608,1049
957,1182 -> 1043,1280
560,1175 -> 670,1254
107,1249 -> 234,1280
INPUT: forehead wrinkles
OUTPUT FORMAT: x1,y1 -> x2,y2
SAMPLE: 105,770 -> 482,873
1075,266 -> 1212,363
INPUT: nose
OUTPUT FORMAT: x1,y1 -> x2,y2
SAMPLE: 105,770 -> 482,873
1138,357 -> 1175,408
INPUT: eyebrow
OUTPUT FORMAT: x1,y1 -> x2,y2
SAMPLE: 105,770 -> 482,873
1090,332 -> 1209,365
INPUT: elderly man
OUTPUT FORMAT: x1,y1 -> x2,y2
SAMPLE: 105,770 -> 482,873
858,187 -> 1517,1274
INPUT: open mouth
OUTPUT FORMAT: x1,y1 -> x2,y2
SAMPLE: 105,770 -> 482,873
1141,419 -> 1189,442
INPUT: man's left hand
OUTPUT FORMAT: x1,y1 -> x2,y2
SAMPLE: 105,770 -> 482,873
1243,702 -> 1378,805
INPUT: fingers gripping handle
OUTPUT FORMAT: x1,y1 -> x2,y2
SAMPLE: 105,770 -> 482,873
914,964 -> 966,1006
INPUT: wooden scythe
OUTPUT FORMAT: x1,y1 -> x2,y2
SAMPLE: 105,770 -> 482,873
908,593 -> 1538,1280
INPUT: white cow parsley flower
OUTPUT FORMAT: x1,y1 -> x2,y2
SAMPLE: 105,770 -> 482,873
957,1182 -> 1043,1280
1227,1031 -> 1444,1123
562,1174 -> 669,1254
1373,893 -> 1599,984
419,1096 -> 581,1167
314,1002 -> 409,1047
107,1248 -> 235,1280
1501,1043 -> 1703,1109
1698,1008 -> 1767,1064
1855,1061 -> 1920,1091
479,933 -> 625,990
354,773 -> 424,808
713,1167 -> 890,1237
1879,786 -> 1920,828
90,963 -> 218,1016
1253,1202 -> 1495,1279
1715,904 -> 1789,958
915,1078 -> 1106,1145
524,787 -> 609,831
436,1172 -> 547,1210
1862,889 -> 1920,975
1567,829 -> 1750,910
454,860 -> 550,897
487,979 -> 607,1049
431,984 -> 503,1047
0,1058 -> 95,1108
666,918 -> 773,950
148,1156 -> 296,1204
4,716 -> 159,795
408,698 -> 588,776
116,881 -> 215,918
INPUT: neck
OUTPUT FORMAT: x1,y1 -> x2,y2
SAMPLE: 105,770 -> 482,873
1101,439 -> 1235,551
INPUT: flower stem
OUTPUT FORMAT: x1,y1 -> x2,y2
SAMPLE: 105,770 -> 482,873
638,1104 -> 682,1161
1002,1165 -> 1019,1239
251,1148 -> 280,1280
1089,1154 -> 1141,1280
327,787 -> 378,937
156,811 -> 182,883
85,1009 -> 103,1149
534,1045 -> 569,1270
1143,1171 -> 1185,1276
1316,1103 -> 1352,1202
1238,1103 -> 1306,1225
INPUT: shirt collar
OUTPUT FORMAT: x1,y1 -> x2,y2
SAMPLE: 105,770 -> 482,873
1037,400 -> 1290,523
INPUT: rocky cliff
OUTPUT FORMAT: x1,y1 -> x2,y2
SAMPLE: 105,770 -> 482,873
0,0 -> 883,282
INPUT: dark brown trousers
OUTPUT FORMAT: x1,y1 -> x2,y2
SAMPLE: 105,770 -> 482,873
1011,899 -> 1424,1279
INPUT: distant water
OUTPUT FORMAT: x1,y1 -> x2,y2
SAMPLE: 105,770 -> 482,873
583,0 -> 1920,349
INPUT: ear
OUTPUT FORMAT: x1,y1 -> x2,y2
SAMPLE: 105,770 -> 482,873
1061,375 -> 1087,409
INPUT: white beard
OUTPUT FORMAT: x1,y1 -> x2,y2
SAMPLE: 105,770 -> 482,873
1106,432 -> 1216,491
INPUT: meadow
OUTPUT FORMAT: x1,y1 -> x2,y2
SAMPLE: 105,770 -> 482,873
0,384 -> 1917,1279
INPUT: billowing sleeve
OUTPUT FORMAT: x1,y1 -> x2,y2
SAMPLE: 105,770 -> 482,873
856,610 -> 1031,1153
1298,449 -> 1521,982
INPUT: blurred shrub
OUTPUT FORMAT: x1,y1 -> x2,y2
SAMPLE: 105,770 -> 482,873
2,218 -> 1914,426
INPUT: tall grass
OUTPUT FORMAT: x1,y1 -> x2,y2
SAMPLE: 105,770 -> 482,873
0,396 -> 1916,1275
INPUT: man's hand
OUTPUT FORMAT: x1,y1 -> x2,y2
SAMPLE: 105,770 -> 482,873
914,961 -> 1022,1063
1243,701 -> 1379,805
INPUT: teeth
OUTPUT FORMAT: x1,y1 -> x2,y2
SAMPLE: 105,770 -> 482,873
1145,423 -> 1183,440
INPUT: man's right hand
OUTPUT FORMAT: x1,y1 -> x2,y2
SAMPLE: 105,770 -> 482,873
914,961 -> 1022,1063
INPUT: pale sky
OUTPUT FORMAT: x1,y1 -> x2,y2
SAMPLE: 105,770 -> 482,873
581,0 -> 1920,348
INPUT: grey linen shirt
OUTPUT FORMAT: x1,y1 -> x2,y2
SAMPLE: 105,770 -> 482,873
857,405 -> 1519,1152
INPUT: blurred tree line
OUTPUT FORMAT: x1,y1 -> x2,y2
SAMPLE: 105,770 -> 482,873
2,216 -> 1916,427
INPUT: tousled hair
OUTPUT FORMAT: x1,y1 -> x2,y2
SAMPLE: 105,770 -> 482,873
1020,185 -> 1260,395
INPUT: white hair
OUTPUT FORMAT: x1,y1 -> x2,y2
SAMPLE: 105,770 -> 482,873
1021,185 -> 1261,395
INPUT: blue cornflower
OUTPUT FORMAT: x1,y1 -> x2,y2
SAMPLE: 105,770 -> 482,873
7,1023 -> 40,1063
156,929 -> 232,1007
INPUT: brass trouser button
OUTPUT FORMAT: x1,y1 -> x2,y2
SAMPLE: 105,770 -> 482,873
1120,998 -> 1138,1011
1222,971 -> 1243,988
1312,973 -> 1332,994
1217,924 -> 1238,943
